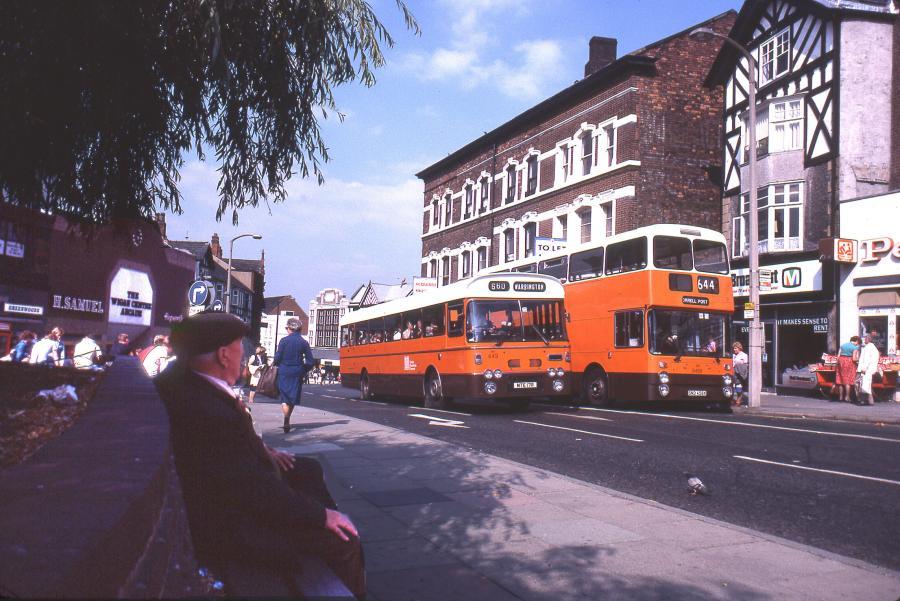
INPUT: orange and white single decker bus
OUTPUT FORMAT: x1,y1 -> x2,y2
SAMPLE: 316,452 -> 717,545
490,224 -> 735,409
340,273 -> 572,409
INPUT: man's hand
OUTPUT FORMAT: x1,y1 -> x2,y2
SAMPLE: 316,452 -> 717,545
266,446 -> 295,472
325,508 -> 359,542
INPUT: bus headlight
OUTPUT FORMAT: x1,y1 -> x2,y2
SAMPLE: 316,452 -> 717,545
493,369 -> 503,379
483,369 -> 493,380
722,374 -> 733,386
658,384 -> 670,397
552,379 -> 565,392
547,367 -> 556,377
723,386 -> 733,398
484,381 -> 498,395
556,367 -> 565,377
658,372 -> 670,384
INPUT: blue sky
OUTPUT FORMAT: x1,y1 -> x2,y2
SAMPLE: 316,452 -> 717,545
165,0 -> 742,310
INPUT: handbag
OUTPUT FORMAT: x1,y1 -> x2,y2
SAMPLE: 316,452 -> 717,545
257,364 -> 279,398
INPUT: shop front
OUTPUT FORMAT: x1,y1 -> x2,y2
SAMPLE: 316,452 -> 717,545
731,253 -> 835,391
838,191 -> 900,359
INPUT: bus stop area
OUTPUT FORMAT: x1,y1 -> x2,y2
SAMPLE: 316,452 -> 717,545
253,402 -> 900,600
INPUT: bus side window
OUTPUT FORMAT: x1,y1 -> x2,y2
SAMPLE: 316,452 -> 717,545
614,310 -> 644,348
448,303 -> 464,337
539,256 -> 568,281
422,304 -> 444,337
606,237 -> 647,275
569,247 -> 604,281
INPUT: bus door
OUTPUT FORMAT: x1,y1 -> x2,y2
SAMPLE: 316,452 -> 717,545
608,309 -> 646,398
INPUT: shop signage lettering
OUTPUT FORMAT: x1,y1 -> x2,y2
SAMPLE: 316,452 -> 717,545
536,237 -> 567,255
109,267 -> 154,326
4,241 -> 24,258
52,294 -> 104,314
860,237 -> 900,263
3,302 -> 43,316
731,260 -> 822,297
412,277 -> 437,294
163,312 -> 184,323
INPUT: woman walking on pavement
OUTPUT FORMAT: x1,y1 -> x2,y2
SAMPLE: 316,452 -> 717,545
246,345 -> 269,404
273,318 -> 315,433
835,335 -> 860,402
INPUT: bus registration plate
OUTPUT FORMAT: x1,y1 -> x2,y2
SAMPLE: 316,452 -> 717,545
687,389 -> 707,397
513,381 -> 538,389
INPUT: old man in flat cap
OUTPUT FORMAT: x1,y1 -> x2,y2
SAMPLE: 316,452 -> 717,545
154,311 -> 365,597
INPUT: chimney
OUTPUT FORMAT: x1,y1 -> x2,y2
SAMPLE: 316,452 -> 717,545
584,37 -> 617,77
211,233 -> 222,258
154,212 -> 167,240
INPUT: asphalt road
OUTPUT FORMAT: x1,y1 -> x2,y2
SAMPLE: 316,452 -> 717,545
271,385 -> 900,571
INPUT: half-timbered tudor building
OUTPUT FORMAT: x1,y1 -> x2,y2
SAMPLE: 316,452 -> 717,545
706,0 -> 898,390
416,11 -> 736,287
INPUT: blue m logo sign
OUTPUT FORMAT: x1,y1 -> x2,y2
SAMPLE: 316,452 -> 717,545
782,267 -> 802,288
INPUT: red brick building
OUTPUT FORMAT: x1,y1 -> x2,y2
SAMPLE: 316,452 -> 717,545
417,11 -> 736,285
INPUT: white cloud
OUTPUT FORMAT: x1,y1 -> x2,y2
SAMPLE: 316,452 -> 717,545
165,159 -> 425,305
494,40 -> 564,99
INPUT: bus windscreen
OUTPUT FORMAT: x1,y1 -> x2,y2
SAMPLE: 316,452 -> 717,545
467,300 -> 567,344
648,309 -> 730,358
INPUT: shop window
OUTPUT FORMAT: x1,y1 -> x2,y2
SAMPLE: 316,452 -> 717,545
615,310 -> 644,348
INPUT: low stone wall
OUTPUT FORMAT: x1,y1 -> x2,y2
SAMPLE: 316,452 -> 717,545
0,358 -> 204,598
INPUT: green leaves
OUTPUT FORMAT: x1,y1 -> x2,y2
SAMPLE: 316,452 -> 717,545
0,0 -> 417,224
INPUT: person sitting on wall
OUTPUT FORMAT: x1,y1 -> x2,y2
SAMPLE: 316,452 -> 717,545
154,311 -> 365,598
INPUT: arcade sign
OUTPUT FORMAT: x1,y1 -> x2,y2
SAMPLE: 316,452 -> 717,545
108,267 -> 154,326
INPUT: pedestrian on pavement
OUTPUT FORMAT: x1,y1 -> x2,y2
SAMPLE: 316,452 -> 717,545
11,330 -> 36,362
857,332 -> 881,405
143,334 -> 171,377
74,333 -> 103,369
732,341 -> 749,406
29,327 -> 65,366
835,335 -> 860,402
273,318 -> 315,433
247,345 -> 269,404
110,332 -> 132,357
155,312 -> 364,598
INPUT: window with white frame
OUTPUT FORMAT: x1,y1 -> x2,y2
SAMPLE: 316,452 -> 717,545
441,256 -> 450,286
444,194 -> 452,226
504,228 -> 516,262
769,99 -> 802,153
464,185 -> 474,219
731,182 -> 803,257
601,202 -> 614,237
477,246 -> 487,271
431,198 -> 439,225
601,124 -> 616,168
741,110 -> 770,162
526,155 -> 538,196
760,29 -> 790,85
555,214 -> 568,241
479,177 -> 489,212
581,131 -> 593,175
524,222 -> 537,258
429,258 -> 438,278
506,165 -> 516,203
557,144 -> 572,184
462,250 -> 472,278
579,207 -> 592,243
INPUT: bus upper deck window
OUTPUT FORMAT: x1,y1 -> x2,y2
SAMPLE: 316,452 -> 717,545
606,237 -> 647,275
653,236 -> 693,270
693,239 -> 729,274
569,247 -> 604,281
539,256 -> 568,281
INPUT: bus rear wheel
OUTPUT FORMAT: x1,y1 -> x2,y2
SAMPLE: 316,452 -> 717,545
582,368 -> 611,407
424,370 -> 448,409
360,372 -> 371,400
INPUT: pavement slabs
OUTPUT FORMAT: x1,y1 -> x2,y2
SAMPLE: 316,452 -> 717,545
253,402 -> 900,600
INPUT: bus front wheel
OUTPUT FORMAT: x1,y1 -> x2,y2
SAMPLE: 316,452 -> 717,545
424,369 -> 447,409
582,368 -> 610,407
360,371 -> 372,400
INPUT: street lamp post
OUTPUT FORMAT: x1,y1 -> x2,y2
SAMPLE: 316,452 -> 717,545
225,233 -> 263,314
690,27 -> 762,408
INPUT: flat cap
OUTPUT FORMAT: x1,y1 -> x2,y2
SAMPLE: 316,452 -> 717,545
170,311 -> 249,358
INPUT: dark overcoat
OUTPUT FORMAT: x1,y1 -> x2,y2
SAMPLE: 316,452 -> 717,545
154,361 -> 326,570
273,332 -> 315,405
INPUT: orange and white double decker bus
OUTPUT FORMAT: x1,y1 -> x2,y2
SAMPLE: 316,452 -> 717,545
339,273 -> 572,410
490,224 -> 735,409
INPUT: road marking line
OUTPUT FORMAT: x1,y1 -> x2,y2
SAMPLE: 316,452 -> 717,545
414,407 -> 472,417
734,455 -> 900,487
514,420 -> 642,442
545,412 -> 612,422
577,407 -> 900,443
360,399 -> 388,406
321,395 -> 344,400
408,413 -> 469,428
